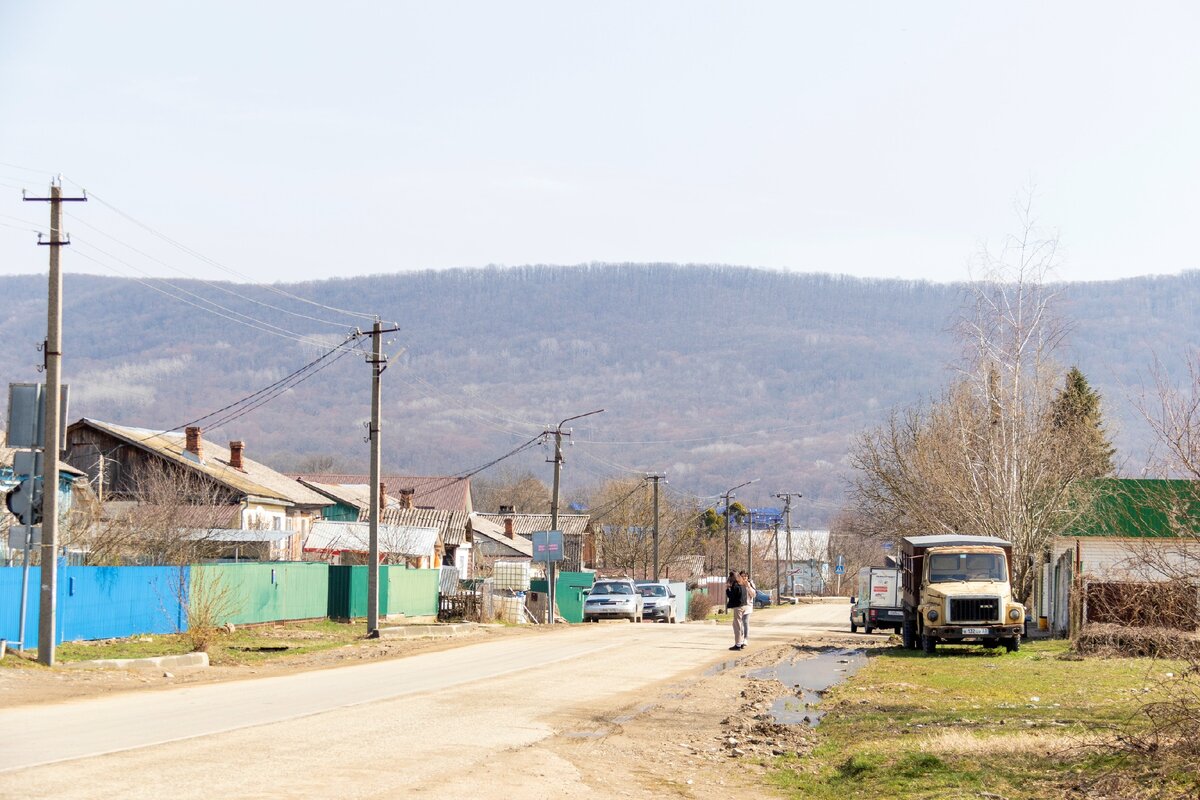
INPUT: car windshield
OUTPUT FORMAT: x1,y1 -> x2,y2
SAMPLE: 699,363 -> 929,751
638,585 -> 668,597
928,552 -> 1007,582
591,582 -> 633,595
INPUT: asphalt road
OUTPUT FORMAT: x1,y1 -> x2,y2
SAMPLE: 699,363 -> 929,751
0,601 -> 848,799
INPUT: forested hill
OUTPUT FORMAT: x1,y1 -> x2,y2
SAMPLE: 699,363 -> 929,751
2,264 -> 1198,527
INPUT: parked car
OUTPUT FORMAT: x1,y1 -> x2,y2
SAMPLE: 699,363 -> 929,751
583,578 -> 644,623
753,590 -> 771,609
635,582 -> 678,623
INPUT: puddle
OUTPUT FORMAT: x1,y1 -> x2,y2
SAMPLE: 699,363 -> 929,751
704,658 -> 741,676
747,648 -> 867,726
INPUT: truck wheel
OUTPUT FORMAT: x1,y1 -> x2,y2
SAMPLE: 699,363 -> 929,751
864,625 -> 874,635
921,635 -> 937,654
901,621 -> 915,649
1005,636 -> 1020,653
850,619 -> 858,634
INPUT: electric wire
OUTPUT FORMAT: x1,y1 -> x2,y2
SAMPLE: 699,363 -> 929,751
65,211 -> 359,331
70,246 -> 365,355
416,434 -> 547,497
61,178 -> 380,323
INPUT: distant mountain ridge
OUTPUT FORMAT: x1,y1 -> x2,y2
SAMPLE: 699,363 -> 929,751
2,264 -> 1198,527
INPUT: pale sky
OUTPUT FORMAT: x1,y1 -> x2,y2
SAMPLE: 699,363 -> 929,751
1,2 -> 1198,284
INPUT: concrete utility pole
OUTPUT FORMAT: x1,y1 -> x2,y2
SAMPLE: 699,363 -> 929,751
721,478 -> 757,593
646,474 -> 665,580
365,319 -> 399,636
546,409 -> 604,624
25,180 -> 86,666
773,521 -> 781,604
746,509 -> 753,584
775,492 -> 802,598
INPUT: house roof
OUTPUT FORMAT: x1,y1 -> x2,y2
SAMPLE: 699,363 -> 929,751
468,514 -> 534,558
474,512 -> 590,537
296,480 -> 381,510
1067,478 -> 1200,538
75,419 -> 332,509
184,528 -> 296,543
306,520 -> 440,557
363,507 -> 470,546
102,501 -> 243,530
289,473 -> 472,512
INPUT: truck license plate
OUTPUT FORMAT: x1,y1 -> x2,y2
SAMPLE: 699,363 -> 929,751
962,627 -> 990,635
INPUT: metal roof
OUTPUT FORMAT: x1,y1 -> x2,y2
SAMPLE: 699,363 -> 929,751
75,419 -> 333,509
468,515 -> 534,558
359,507 -> 470,546
475,512 -> 591,537
306,520 -> 440,557
184,528 -> 295,543
290,473 -> 473,512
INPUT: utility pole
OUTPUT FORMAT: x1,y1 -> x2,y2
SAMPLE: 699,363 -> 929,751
365,319 -> 399,636
746,509 -> 753,583
546,409 -> 604,624
646,474 -> 665,580
721,479 -> 757,593
25,180 -> 86,666
775,492 -> 802,598
773,521 -> 781,604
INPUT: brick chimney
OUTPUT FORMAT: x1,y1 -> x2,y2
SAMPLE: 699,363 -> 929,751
504,518 -> 514,539
228,441 -> 245,470
185,426 -> 203,459
379,481 -> 388,510
399,488 -> 415,510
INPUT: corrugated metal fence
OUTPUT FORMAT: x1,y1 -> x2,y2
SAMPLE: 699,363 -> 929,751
0,561 -> 440,647
0,565 -> 186,649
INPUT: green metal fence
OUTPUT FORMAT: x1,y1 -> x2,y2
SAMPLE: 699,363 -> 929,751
385,567 -> 440,618
327,565 -> 389,620
531,571 -> 592,623
193,562 -> 330,625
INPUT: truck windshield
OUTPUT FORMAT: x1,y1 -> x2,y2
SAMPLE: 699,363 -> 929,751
928,552 -> 1006,582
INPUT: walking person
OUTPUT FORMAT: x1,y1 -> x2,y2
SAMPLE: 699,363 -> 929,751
726,571 -> 747,650
739,571 -> 757,645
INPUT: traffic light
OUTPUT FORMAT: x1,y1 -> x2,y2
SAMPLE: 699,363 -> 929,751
5,476 -> 43,526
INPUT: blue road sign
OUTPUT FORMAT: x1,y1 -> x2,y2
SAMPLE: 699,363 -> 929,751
532,530 -> 564,562
834,564 -> 845,575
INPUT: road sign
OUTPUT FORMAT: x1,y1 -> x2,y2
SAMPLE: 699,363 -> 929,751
531,530 -> 564,562
882,541 -> 894,552
7,525 -> 41,550
834,564 -> 845,575
6,383 -> 69,450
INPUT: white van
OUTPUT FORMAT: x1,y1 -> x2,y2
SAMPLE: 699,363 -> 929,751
850,566 -> 903,634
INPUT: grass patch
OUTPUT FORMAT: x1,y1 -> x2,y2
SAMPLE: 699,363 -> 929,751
770,640 -> 1198,799
16,619 -> 372,667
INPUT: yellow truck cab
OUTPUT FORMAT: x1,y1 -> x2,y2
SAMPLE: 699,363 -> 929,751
899,534 -> 1025,654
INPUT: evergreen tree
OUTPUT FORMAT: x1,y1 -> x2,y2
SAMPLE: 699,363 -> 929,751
1050,366 -> 1116,477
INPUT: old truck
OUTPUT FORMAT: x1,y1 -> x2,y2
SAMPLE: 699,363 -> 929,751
899,535 -> 1025,654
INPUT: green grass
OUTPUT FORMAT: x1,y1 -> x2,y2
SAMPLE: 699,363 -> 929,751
770,640 -> 1198,799
4,619 -> 372,668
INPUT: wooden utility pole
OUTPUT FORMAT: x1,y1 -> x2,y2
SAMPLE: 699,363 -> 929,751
25,180 -> 86,666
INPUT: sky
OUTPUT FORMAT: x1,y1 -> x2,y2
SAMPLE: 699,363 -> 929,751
1,2 -> 1199,285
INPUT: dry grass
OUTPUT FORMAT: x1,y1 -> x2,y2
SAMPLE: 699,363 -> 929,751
918,729 -> 1106,757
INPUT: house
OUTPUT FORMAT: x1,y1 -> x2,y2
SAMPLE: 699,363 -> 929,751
474,508 -> 592,571
1036,478 -> 1200,635
63,420 -> 333,557
468,513 -> 535,577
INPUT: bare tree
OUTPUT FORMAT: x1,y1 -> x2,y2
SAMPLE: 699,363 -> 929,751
472,469 -> 551,514
848,200 -> 1105,601
588,478 -> 702,580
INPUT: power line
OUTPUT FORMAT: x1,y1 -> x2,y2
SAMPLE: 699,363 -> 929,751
62,179 -> 380,323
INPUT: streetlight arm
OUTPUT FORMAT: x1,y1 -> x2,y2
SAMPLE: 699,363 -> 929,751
558,408 -> 604,429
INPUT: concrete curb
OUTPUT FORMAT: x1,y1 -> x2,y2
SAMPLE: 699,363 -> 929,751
63,652 -> 210,671
377,623 -> 479,640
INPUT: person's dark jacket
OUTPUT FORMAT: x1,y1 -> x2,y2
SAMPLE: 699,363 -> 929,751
726,582 -> 747,609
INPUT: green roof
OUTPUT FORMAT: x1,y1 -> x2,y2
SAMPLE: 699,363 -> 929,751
1066,478 -> 1200,537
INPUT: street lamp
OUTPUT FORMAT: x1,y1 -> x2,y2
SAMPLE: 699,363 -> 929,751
722,478 -> 758,582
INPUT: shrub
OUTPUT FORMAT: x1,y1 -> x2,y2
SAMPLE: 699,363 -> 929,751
688,591 -> 714,621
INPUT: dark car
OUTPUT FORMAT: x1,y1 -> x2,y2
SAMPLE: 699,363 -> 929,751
753,590 -> 771,609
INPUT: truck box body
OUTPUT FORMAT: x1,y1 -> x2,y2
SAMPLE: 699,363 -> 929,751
852,566 -> 904,632
899,535 -> 1013,610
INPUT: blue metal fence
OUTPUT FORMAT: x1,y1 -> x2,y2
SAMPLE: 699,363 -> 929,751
0,565 -> 188,648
